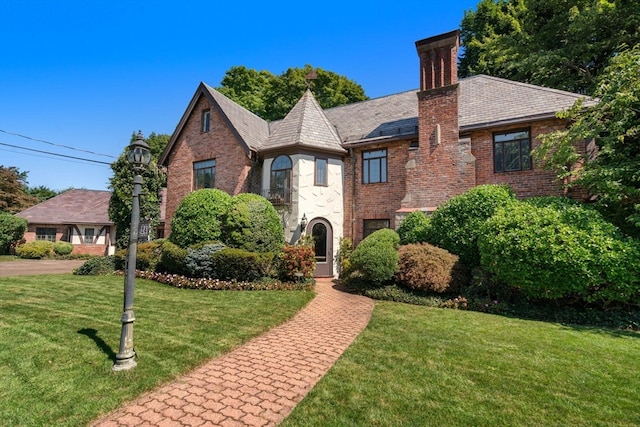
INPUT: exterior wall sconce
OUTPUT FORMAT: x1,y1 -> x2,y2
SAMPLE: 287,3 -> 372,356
300,213 -> 307,232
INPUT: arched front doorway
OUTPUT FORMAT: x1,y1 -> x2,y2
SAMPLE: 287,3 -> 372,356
307,218 -> 333,277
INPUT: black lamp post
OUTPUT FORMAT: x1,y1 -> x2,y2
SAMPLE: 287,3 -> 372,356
113,131 -> 151,372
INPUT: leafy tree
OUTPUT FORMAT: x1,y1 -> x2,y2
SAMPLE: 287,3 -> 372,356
217,64 -> 368,121
108,132 -> 168,249
460,0 -> 640,94
0,212 -> 27,254
27,185 -> 59,202
534,45 -> 640,236
0,166 -> 38,213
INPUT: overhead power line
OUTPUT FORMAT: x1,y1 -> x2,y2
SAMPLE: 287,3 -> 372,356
0,141 -> 113,165
0,129 -> 116,159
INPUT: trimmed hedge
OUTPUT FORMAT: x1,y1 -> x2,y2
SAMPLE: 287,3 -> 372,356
53,241 -> 73,256
427,184 -> 516,267
15,241 -> 53,259
397,211 -> 430,245
158,240 -> 188,275
348,228 -> 400,286
395,243 -> 467,293
224,193 -> 284,253
212,248 -> 275,282
479,200 -> 640,304
169,189 -> 232,248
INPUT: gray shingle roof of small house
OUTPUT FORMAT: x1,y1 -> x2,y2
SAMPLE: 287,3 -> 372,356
16,189 -> 113,225
263,89 -> 346,154
161,75 -> 596,162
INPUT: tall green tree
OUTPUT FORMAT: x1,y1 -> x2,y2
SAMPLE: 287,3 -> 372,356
460,0 -> 640,94
534,45 -> 640,236
108,132 -> 169,248
27,185 -> 59,203
216,65 -> 368,121
0,166 -> 38,213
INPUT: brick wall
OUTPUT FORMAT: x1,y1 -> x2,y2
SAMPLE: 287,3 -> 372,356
164,94 -> 254,236
471,119 -> 578,198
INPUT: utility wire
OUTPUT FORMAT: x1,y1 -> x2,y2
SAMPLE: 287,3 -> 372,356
0,129 -> 116,159
0,142 -> 113,165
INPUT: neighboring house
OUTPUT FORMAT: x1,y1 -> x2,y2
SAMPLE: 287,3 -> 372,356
159,30 -> 595,277
16,189 -> 116,256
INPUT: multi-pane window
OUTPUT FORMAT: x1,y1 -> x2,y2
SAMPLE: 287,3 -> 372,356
363,219 -> 390,239
84,228 -> 95,244
363,149 -> 387,183
36,227 -> 56,242
493,129 -> 532,172
202,110 -> 211,133
193,159 -> 216,189
270,156 -> 292,203
315,158 -> 327,186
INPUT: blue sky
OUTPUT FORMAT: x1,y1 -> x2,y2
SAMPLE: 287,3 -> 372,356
0,0 -> 478,191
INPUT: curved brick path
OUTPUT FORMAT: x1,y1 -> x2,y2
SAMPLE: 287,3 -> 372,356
92,278 -> 374,426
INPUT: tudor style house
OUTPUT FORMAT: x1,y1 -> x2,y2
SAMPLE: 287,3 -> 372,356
159,30 -> 594,277
16,189 -> 116,256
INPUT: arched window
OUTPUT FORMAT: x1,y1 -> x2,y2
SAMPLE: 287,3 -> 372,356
270,156 -> 292,203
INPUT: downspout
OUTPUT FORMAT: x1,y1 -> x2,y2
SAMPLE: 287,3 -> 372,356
349,147 -> 356,242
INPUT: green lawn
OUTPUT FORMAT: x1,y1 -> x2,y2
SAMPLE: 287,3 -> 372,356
0,274 -> 314,426
283,302 -> 640,427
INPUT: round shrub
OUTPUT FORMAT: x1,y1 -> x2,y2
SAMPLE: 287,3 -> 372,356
184,242 -> 226,278
212,248 -> 275,282
158,240 -> 188,274
15,241 -> 53,259
114,239 -> 165,272
427,184 -> 516,267
478,201 -> 640,304
0,212 -> 27,255
348,229 -> 400,286
224,193 -> 284,253
395,243 -> 467,293
73,256 -> 116,275
169,189 -> 232,248
278,244 -> 316,282
397,211 -> 430,245
53,241 -> 73,256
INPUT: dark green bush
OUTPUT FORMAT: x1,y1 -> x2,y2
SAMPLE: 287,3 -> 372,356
224,193 -> 284,253
427,184 -> 516,267
338,237 -> 353,278
73,256 -> 116,275
52,241 -> 73,256
348,228 -> 400,286
212,248 -> 275,282
278,244 -> 316,282
114,239 -> 165,272
395,243 -> 467,293
184,242 -> 226,278
169,189 -> 232,248
15,241 -> 53,259
0,212 -> 27,254
397,211 -> 430,245
479,201 -> 640,305
158,240 -> 188,274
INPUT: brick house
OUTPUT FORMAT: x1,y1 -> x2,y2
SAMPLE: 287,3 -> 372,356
159,30 -> 595,277
16,189 -> 116,256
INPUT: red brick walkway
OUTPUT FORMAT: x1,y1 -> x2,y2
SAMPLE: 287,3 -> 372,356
92,278 -> 374,426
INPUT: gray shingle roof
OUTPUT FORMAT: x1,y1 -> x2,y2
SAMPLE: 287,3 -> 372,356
16,189 -> 112,225
264,89 -> 346,154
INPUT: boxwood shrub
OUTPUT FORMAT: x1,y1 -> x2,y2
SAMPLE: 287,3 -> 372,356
397,211 -> 430,245
427,184 -> 516,267
52,241 -> 73,256
169,189 -> 232,248
224,193 -> 284,253
348,228 -> 400,287
158,240 -> 188,275
212,248 -> 275,282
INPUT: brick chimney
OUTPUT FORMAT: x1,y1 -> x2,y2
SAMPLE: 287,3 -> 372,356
402,30 -> 475,210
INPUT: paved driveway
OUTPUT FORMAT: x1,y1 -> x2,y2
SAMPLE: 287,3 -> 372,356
0,259 -> 86,277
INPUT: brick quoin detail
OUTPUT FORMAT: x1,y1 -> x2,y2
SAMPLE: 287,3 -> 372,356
164,95 -> 253,237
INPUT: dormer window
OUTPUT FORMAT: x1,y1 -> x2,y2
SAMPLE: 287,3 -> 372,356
202,110 -> 211,133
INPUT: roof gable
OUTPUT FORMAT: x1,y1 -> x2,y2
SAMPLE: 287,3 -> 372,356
159,83 -> 269,165
264,89 -> 345,154
16,189 -> 113,225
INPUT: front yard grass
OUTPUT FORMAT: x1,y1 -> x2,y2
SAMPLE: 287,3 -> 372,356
0,274 -> 314,426
283,302 -> 640,427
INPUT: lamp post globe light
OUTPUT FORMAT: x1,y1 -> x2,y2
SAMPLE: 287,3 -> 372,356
113,131 -> 152,372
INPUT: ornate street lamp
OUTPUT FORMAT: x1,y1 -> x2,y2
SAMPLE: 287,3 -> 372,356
113,131 -> 151,372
